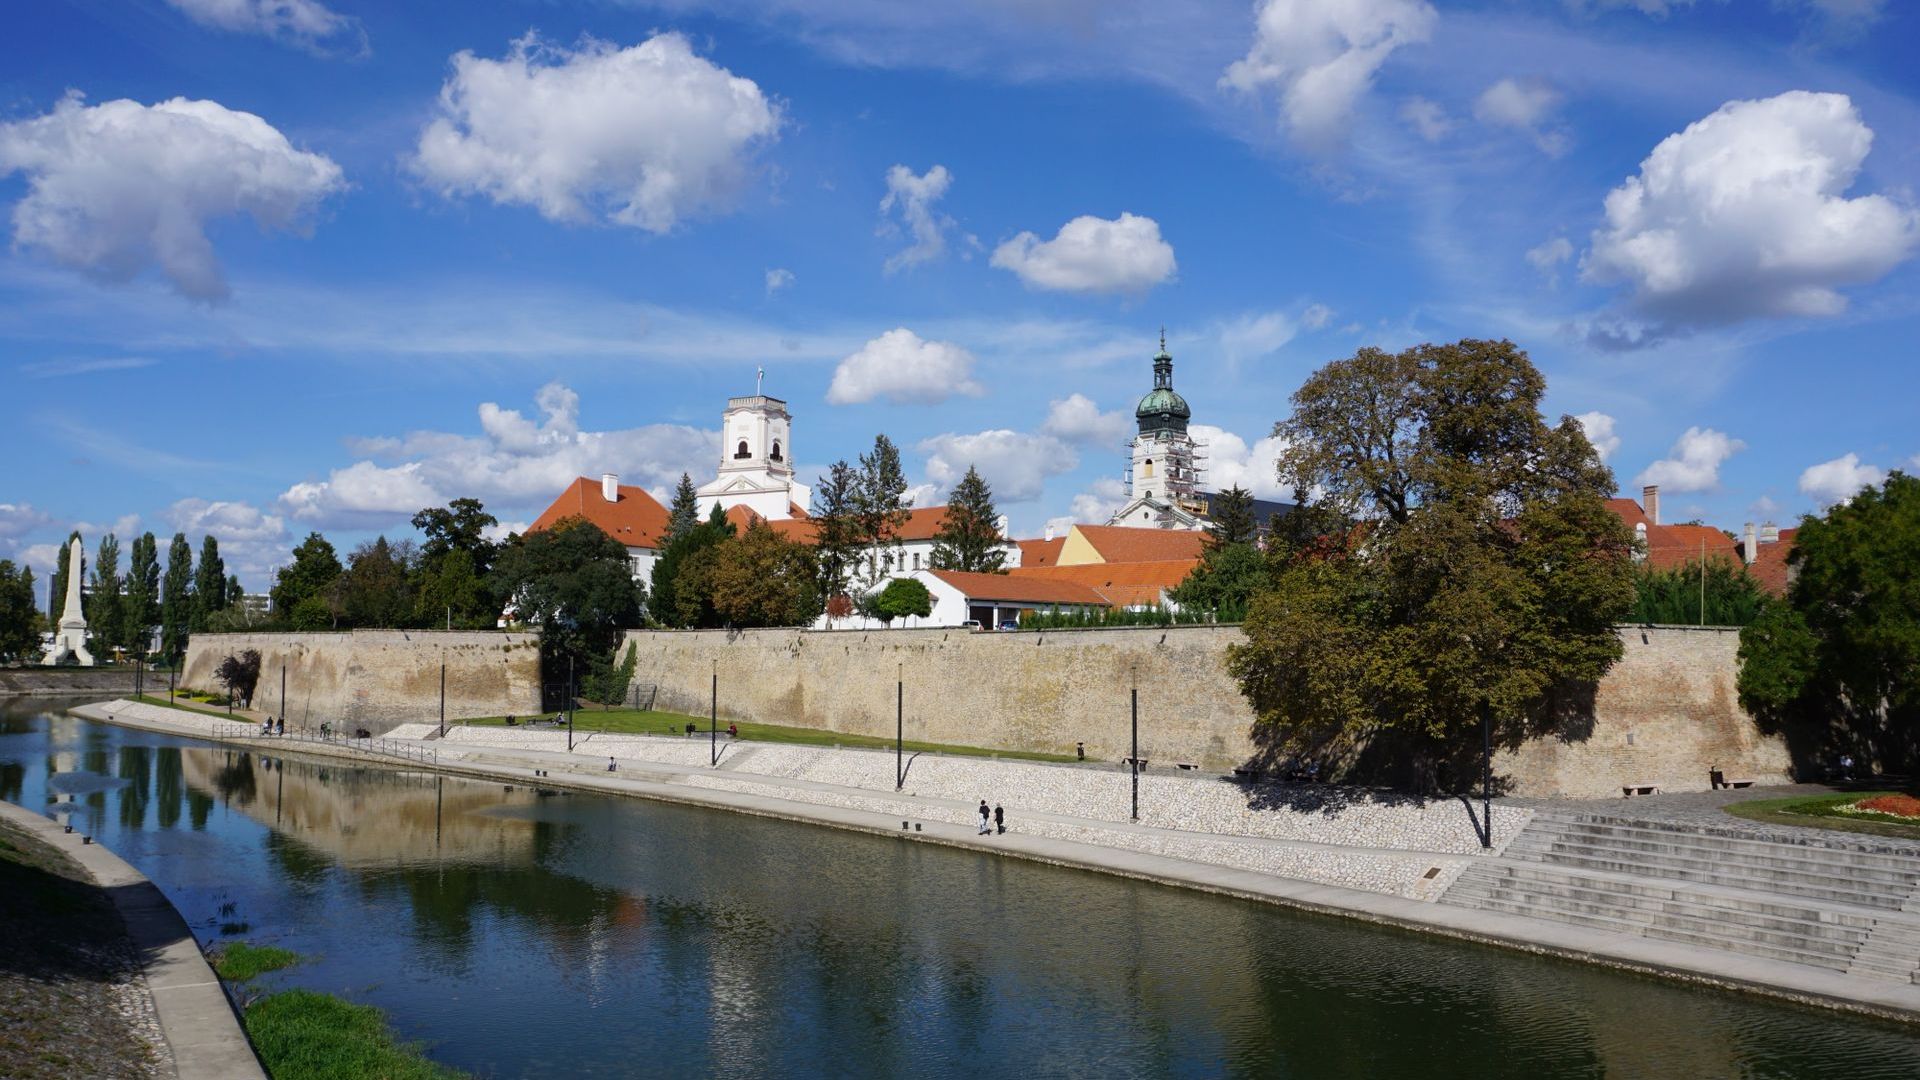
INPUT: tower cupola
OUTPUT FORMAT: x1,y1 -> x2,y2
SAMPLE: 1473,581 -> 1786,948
1134,331 -> 1191,436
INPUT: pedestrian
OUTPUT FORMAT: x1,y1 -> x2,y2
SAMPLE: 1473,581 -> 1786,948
994,803 -> 1005,835
1840,754 -> 1855,782
977,800 -> 991,835
276,717 -> 285,736
608,756 -> 618,772
727,723 -> 738,738
262,716 -> 273,736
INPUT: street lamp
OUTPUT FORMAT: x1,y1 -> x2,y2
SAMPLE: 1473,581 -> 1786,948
1480,705 -> 1493,850
710,659 -> 718,767
1130,664 -> 1140,822
895,662 -> 904,791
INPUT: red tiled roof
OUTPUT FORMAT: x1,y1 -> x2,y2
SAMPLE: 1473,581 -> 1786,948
724,505 -> 819,542
1744,527 -> 1798,596
897,505 -> 954,541
926,569 -> 1104,606
528,477 -> 670,549
1017,537 -> 1064,568
1071,525 -> 1209,564
1604,499 -> 1741,571
1010,559 -> 1197,607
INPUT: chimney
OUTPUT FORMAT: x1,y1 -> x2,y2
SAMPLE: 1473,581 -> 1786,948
1743,522 -> 1757,565
601,473 -> 619,503
1642,484 -> 1660,526
1044,523 -> 1056,542
1760,521 -> 1779,544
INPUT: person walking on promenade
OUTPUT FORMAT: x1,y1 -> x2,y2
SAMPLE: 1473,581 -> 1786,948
276,717 -> 285,736
978,800 -> 991,835
994,804 -> 1005,835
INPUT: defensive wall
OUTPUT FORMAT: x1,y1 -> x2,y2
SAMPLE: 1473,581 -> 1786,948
179,630 -> 541,731
0,667 -> 140,696
174,624 -> 1791,798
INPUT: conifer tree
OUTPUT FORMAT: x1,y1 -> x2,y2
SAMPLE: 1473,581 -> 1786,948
124,533 -> 160,658
855,435 -> 911,586
665,473 -> 701,546
930,466 -> 1007,573
161,532 -> 195,661
91,534 -> 124,656
811,460 -> 863,602
193,535 -> 226,631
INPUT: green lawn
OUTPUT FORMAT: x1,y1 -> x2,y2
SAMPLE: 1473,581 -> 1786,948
1724,791 -> 1920,841
243,989 -> 465,1080
462,709 -> 1080,763
211,942 -> 302,983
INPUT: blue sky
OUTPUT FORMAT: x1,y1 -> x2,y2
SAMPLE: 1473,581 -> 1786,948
3,0 -> 1918,590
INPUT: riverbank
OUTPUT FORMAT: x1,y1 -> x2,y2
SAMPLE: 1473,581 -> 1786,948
73,698 -> 1920,1024
0,798 -> 264,1080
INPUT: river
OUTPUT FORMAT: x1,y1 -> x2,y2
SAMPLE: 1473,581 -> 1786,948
3,699 -> 1917,1078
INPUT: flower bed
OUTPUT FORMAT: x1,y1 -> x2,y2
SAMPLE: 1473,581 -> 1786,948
1851,794 -> 1920,820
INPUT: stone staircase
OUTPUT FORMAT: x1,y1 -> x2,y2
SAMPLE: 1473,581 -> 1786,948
1441,812 -> 1920,983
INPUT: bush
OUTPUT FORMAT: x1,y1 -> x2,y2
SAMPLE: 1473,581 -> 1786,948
289,597 -> 334,631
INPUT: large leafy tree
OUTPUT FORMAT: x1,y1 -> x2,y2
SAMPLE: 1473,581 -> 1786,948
707,519 -> 821,628
870,577 -> 933,625
412,498 -> 499,578
339,537 -> 415,628
271,533 -> 343,620
192,535 -> 227,631
1227,340 -> 1635,790
1738,473 -> 1920,774
811,460 -> 864,604
1170,486 -> 1266,618
0,560 -> 42,661
91,534 -> 124,657
493,517 -> 646,694
161,533 -> 195,661
124,532 -> 160,657
651,504 -> 733,628
930,466 -> 1007,573
854,435 -> 911,587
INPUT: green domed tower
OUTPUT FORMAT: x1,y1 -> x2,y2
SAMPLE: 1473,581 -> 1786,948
1115,331 -> 1208,529
1135,337 -> 1192,437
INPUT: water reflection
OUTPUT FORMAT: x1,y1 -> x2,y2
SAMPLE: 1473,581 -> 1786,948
3,699 -> 1919,1079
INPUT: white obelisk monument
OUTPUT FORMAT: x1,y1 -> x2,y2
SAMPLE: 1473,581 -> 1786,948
42,535 -> 95,666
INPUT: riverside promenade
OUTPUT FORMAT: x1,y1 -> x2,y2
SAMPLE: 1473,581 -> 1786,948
77,698 -> 1920,1023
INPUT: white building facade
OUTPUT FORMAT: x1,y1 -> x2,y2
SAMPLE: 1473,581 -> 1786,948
696,393 -> 811,521
1108,337 -> 1209,531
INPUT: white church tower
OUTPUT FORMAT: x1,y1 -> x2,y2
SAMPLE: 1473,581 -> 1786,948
1109,333 -> 1209,530
696,369 -> 812,521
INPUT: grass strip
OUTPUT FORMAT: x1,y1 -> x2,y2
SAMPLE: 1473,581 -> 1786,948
1723,790 -> 1920,841
244,989 -> 465,1080
460,709 -> 1079,763
211,942 -> 302,982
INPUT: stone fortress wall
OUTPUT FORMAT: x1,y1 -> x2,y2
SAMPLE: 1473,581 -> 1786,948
179,630 -> 542,731
179,624 -> 1790,799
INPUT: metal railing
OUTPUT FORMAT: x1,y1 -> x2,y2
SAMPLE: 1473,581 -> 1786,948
212,721 -> 438,767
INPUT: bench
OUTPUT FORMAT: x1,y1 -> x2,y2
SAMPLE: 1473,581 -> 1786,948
1232,766 -> 1261,780
1621,782 -> 1659,797
1122,757 -> 1149,770
1175,762 -> 1199,771
1725,778 -> 1754,789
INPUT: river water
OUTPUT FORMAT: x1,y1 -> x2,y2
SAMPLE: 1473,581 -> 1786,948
3,700 -> 1917,1079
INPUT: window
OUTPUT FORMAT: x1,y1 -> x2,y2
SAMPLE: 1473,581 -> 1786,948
735,439 -> 751,459
770,440 -> 783,462
883,554 -> 894,571
1144,459 -> 1155,477
912,553 -> 921,569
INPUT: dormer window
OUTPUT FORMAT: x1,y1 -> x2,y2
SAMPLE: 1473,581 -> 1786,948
735,439 -> 751,459
770,440 -> 783,462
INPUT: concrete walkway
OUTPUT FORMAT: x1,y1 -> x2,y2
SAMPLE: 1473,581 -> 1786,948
71,699 -> 1920,1024
0,799 -> 265,1080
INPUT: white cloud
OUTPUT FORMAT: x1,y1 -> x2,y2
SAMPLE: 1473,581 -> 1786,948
1749,495 -> 1783,517
764,267 -> 794,295
878,164 -> 961,272
1475,77 -> 1569,156
991,212 -> 1175,295
165,497 -> 290,586
279,381 -> 718,528
919,430 -> 1078,503
19,357 -> 158,379
0,93 -> 345,301
1637,426 -> 1745,492
1398,96 -> 1451,141
1041,394 -> 1132,448
410,33 -> 780,232
1574,1 -> 1885,28
18,543 -> 63,579
1527,237 -> 1573,273
164,0 -> 365,56
1192,424 -> 1294,501
1301,303 -> 1335,329
1067,476 -> 1130,524
1799,452 -> 1884,507
1221,0 -> 1438,147
826,328 -> 985,406
1573,411 -> 1619,462
0,503 -> 52,540
1216,310 -> 1299,363
1582,91 -> 1919,328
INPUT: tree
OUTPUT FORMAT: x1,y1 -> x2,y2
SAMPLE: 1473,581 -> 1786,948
414,547 -> 491,629
870,578 -> 933,626
339,537 -> 414,628
411,498 -> 500,578
664,474 -> 701,546
583,642 -> 639,708
226,574 -> 244,609
1738,472 -> 1920,775
48,529 -> 80,622
707,520 -> 821,628
1170,486 -> 1267,618
91,534 -> 124,658
930,466 -> 1007,573
492,517 -> 646,698
161,533 -> 195,661
1630,559 -> 1768,626
271,533 -> 342,621
1228,340 -> 1635,791
0,560 -> 42,661
193,536 -> 226,631
651,504 -> 733,629
124,533 -> 160,657
855,435 -> 911,587
811,460 -> 864,606
215,648 -> 262,707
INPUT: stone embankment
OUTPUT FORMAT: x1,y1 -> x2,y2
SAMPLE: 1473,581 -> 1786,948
79,699 -> 1920,1021
0,667 -> 139,697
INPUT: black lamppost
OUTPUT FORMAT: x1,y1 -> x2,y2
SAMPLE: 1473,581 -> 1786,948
1480,706 -> 1493,850
1130,665 -> 1140,822
167,666 -> 175,704
280,664 -> 287,724
567,654 -> 575,753
709,659 -> 718,767
135,654 -> 143,701
438,662 -> 446,738
895,662 -> 904,791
